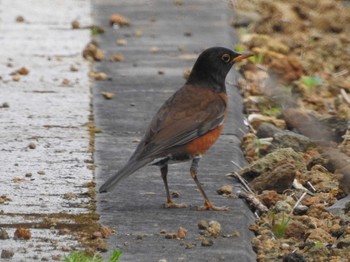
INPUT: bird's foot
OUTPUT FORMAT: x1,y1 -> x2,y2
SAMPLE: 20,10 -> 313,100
163,200 -> 188,209
196,200 -> 228,211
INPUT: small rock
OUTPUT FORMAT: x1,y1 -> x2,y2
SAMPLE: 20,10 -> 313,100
158,259 -> 168,262
101,92 -> 114,100
16,15 -> 25,22
70,64 -> 79,72
249,163 -> 296,194
63,193 -> 77,200
285,221 -> 307,240
62,78 -> 70,86
116,39 -> 127,46
217,184 -> 233,195
0,102 -> 9,108
136,234 -> 144,240
52,254 -> 61,260
37,170 -> 45,175
109,14 -> 130,26
201,238 -> 213,247
256,122 -> 283,138
90,71 -> 108,81
134,30 -> 143,37
100,226 -> 113,238
271,131 -> 311,153
259,190 -> 283,207
110,53 -> 124,62
14,227 -> 31,240
92,231 -> 102,239
61,246 -> 72,252
10,67 -> 29,75
0,229 -> 10,239
165,233 -> 177,239
282,252 -> 306,262
171,191 -> 180,198
12,74 -> 20,81
150,47 -> 159,53
274,200 -> 292,213
176,227 -> 187,239
71,20 -> 80,29
58,228 -> 71,235
25,173 -> 32,178
28,143 -> 36,149
83,43 -> 104,61
207,221 -> 221,237
1,249 -> 14,259
197,220 -> 209,230
293,204 -> 308,215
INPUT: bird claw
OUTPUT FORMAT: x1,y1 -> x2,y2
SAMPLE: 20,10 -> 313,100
196,201 -> 228,211
163,200 -> 188,209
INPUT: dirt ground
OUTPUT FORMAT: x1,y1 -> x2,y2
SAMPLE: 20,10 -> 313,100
232,0 -> 350,261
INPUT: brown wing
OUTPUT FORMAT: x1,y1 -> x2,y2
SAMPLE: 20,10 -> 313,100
130,84 -> 227,160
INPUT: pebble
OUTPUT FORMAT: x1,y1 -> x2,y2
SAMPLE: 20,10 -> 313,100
201,238 -> 214,247
0,228 -> 10,239
1,249 -> 14,258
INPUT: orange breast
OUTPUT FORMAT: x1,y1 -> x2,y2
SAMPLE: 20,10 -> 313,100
185,124 -> 224,157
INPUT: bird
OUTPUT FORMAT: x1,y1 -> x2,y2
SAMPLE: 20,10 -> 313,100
99,47 -> 254,210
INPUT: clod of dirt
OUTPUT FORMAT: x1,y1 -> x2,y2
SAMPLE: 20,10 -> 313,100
109,14 -> 130,26
206,221 -> 221,238
134,29 -> 143,37
197,220 -> 209,230
70,64 -> 79,72
0,102 -> 10,109
12,74 -> 20,81
28,142 -> 36,149
0,229 -> 9,239
101,92 -> 114,100
52,254 -> 62,260
16,15 -> 25,22
259,190 -> 283,208
116,39 -> 127,46
62,79 -> 70,86
63,193 -> 78,200
285,221 -> 307,240
89,71 -> 108,81
216,184 -> 233,195
83,42 -> 105,61
240,147 -> 306,181
271,131 -> 311,153
10,67 -> 29,76
100,226 -> 113,238
71,20 -> 80,29
0,195 -> 11,204
14,227 -> 31,240
109,53 -> 124,62
200,237 -> 213,247
150,47 -> 159,53
1,249 -> 14,259
177,227 -> 187,239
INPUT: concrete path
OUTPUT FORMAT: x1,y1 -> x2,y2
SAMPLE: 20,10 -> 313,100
93,1 -> 256,261
0,0 -> 93,261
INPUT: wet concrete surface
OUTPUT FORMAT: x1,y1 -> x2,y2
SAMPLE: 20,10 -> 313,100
93,1 -> 256,261
0,0 -> 92,260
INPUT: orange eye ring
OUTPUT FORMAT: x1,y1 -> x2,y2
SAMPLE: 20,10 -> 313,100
221,54 -> 231,63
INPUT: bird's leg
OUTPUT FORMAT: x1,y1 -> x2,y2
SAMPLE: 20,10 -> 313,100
190,157 -> 228,211
160,164 -> 187,208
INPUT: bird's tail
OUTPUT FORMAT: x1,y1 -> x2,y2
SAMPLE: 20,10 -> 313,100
98,158 -> 151,193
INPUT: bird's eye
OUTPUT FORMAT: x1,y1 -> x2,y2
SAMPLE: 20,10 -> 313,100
221,54 -> 231,63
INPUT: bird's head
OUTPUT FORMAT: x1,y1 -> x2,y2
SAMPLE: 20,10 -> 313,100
187,47 -> 254,92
